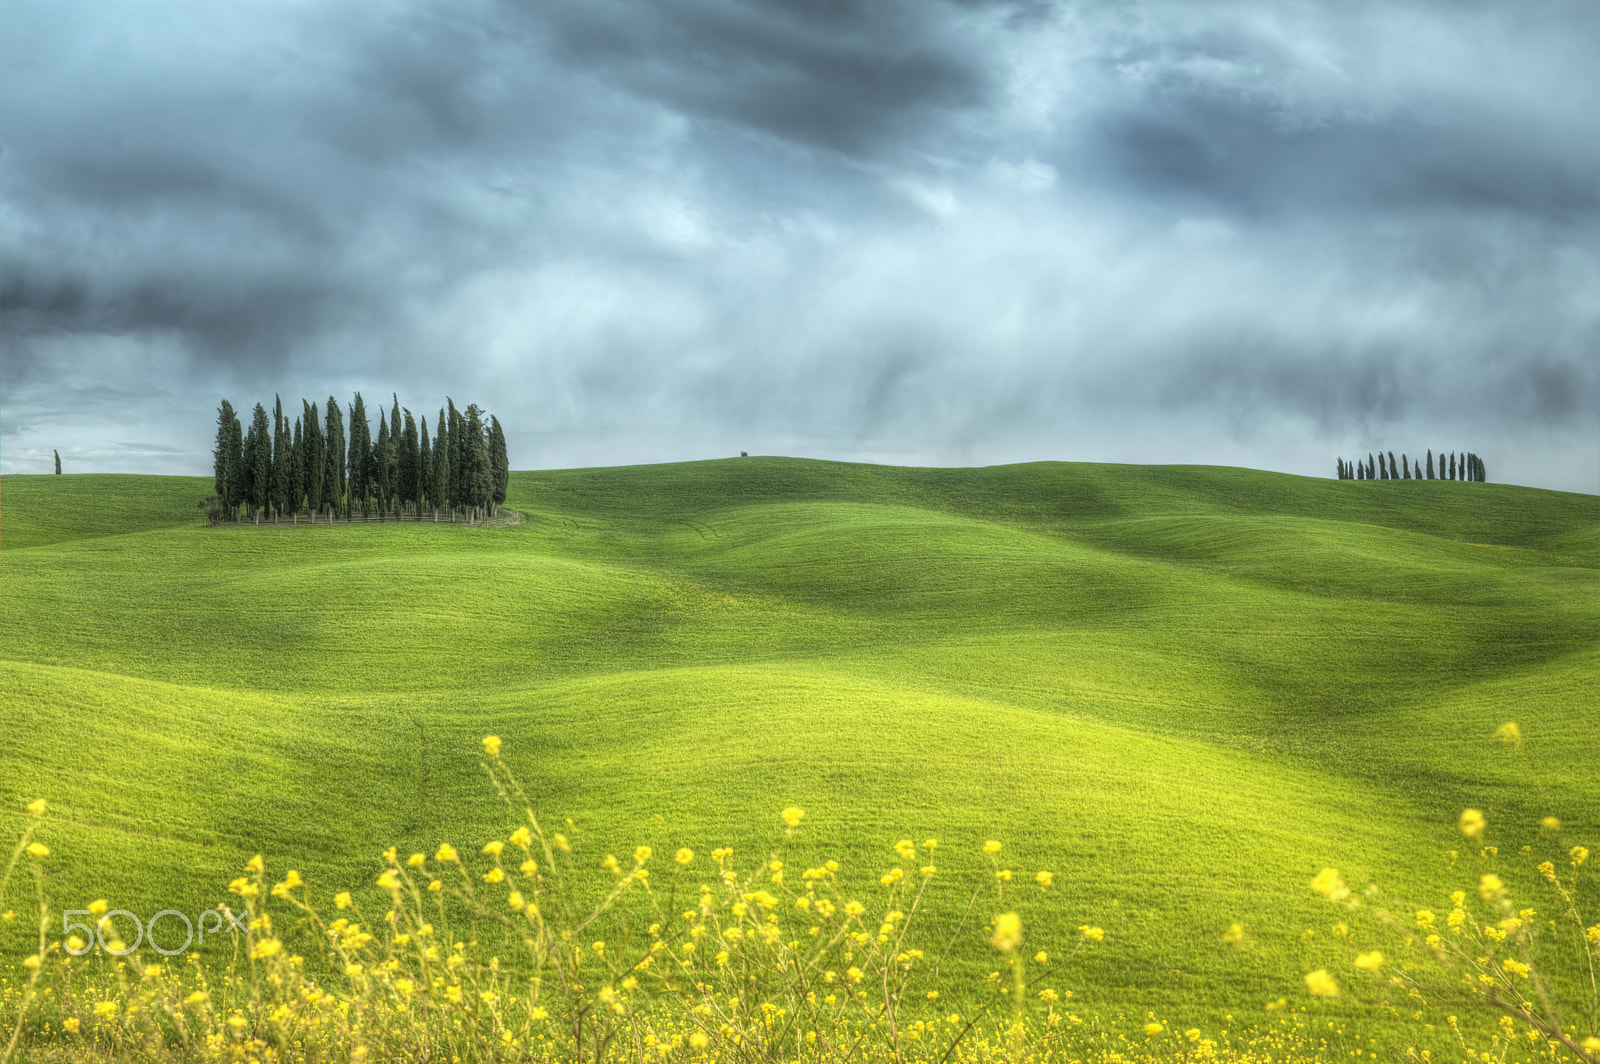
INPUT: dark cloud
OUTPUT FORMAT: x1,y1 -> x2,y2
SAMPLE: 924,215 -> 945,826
1,0 -> 1596,492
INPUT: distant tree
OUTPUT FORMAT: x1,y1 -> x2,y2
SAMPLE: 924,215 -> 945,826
1336,458 -> 1345,480
348,393 -> 372,518
1448,452 -> 1456,481
1401,453 -> 1411,479
489,415 -> 509,515
248,403 -> 272,523
1367,453 -> 1376,480
53,450 -> 61,475
1426,449 -> 1435,480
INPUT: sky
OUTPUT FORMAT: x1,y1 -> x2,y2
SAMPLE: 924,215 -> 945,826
3,0 -> 1597,493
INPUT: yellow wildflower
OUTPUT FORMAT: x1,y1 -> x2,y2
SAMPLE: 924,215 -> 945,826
1540,816 -> 1561,833
1036,870 -> 1053,888
1479,873 -> 1504,899
991,912 -> 1022,952
1493,722 -> 1521,746
509,826 -> 532,849
1144,1023 -> 1164,1036
1354,951 -> 1383,971
88,899 -> 108,916
1034,951 -> 1049,964
1305,969 -> 1339,997
334,892 -> 352,909
782,807 -> 805,828
28,798 -> 47,817
376,870 -> 400,890
93,1001 -> 118,1018
676,848 -> 695,866
63,1017 -> 80,1033
1459,809 -> 1486,838
436,843 -> 459,863
25,842 -> 49,859
1311,868 -> 1348,900
483,840 -> 505,857
983,840 -> 1002,855
482,735 -> 502,757
1079,925 -> 1105,941
634,846 -> 652,864
1572,846 -> 1590,867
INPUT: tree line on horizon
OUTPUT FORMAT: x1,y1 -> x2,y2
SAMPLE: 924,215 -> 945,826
211,394 -> 509,525
1336,449 -> 1486,482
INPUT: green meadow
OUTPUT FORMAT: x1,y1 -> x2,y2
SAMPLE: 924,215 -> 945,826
2,459 -> 1597,1044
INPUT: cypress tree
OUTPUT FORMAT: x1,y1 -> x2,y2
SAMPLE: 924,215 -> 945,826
447,399 -> 465,518
1402,453 -> 1411,479
1426,449 -> 1435,479
54,450 -> 61,475
241,422 -> 258,521
402,409 -> 420,516
1336,458 -> 1344,480
324,398 -> 345,521
214,400 -> 237,503
1378,452 -> 1387,479
388,396 -> 403,516
225,415 -> 245,520
465,404 -> 491,522
348,393 -> 372,518
1367,453 -> 1376,480
248,403 -> 271,524
1387,451 -> 1397,481
419,417 -> 433,517
1448,453 -> 1456,480
303,400 -> 324,517
271,396 -> 288,522
289,418 -> 304,524
434,408 -> 451,522
375,413 -> 392,516
489,415 -> 509,515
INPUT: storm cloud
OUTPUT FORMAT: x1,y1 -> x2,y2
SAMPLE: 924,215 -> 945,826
3,0 -> 1597,491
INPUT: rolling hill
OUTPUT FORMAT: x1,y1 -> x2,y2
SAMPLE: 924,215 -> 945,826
2,459 -> 1595,1041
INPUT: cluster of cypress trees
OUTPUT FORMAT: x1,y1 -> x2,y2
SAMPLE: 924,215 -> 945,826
211,394 -> 509,525
1336,449 -> 1487,482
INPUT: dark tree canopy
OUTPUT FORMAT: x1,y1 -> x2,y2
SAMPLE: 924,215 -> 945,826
210,392 -> 510,524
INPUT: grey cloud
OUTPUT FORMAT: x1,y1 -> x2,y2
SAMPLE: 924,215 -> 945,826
1,0 -> 1596,492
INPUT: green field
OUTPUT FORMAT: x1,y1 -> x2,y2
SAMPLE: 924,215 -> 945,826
1,460 -> 1596,1046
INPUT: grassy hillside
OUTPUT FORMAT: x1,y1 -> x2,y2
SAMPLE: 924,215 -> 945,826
1,459 -> 1596,1040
